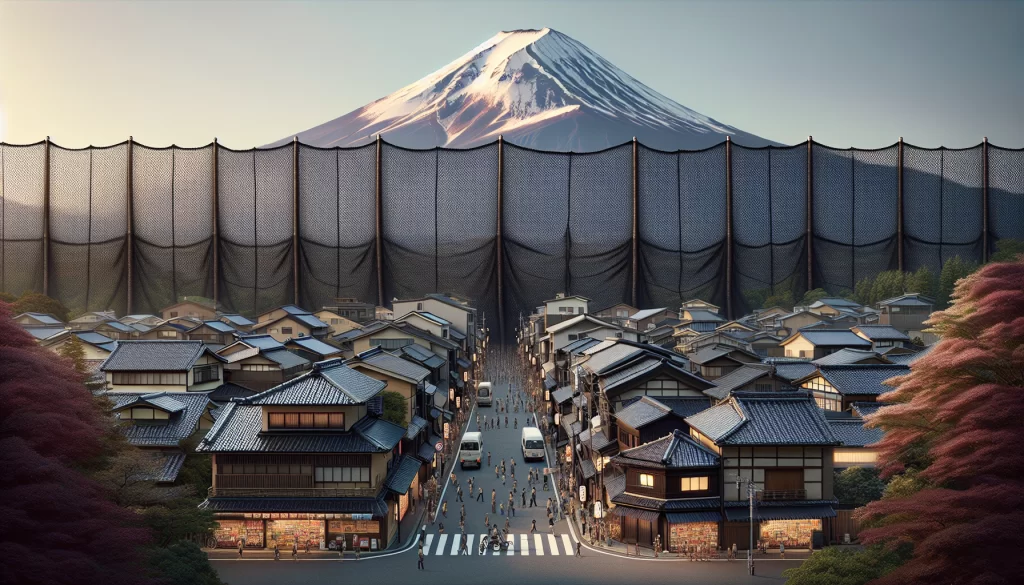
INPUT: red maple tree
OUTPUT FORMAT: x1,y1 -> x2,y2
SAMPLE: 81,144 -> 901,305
858,260 -> 1024,584
0,303 -> 152,585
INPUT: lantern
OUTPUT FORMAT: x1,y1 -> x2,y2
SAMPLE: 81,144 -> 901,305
456,396 -> 462,409
545,389 -> 550,402
472,353 -> 477,362
443,422 -> 450,439
449,388 -> 455,402
463,371 -> 468,382
579,485 -> 587,503
554,412 -> 560,426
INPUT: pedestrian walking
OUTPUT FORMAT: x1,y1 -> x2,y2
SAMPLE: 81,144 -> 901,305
510,501 -> 515,517
487,452 -> 491,466
237,540 -> 244,558
450,472 -> 457,486
504,416 -> 508,428
780,542 -> 785,559
549,516 -> 554,534
484,513 -> 489,529
291,542 -> 297,561
457,485 -> 463,502
273,544 -> 280,561
502,472 -> 506,485
512,479 -> 517,492
418,549 -> 425,570
576,542 -> 582,557
495,465 -> 500,479
477,487 -> 484,502
442,501 -> 448,518
305,540 -> 310,554
438,523 -> 444,534
500,503 -> 505,516
514,417 -> 518,429
460,534 -> 469,555
530,519 -> 537,534
530,487 -> 537,507
522,488 -> 526,507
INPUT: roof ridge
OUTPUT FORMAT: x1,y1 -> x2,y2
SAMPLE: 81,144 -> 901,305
198,401 -> 236,448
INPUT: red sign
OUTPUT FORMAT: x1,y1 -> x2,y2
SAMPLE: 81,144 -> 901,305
435,441 -> 444,452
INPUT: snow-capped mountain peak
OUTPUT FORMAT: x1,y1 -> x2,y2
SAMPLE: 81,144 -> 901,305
279,28 -> 771,151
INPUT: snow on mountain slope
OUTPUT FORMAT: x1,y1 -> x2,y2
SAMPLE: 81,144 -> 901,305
273,28 -> 773,151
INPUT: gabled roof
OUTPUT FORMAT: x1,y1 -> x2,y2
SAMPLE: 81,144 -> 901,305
850,401 -> 890,418
101,340 -> 218,372
614,396 -> 674,429
877,293 -> 935,307
809,298 -> 863,309
613,429 -> 720,469
384,454 -> 422,495
398,343 -> 446,369
256,313 -> 329,332
800,364 -> 910,396
851,325 -> 911,342
162,297 -> 217,311
812,348 -> 892,366
15,312 -> 63,325
545,314 -> 618,335
543,294 -> 591,304
121,314 -> 159,323
782,330 -> 872,348
764,359 -> 818,383
219,314 -> 256,327
346,321 -> 458,351
263,348 -> 311,371
22,326 -> 66,340
828,419 -> 884,447
629,308 -> 670,321
108,391 -> 212,447
680,309 -> 726,323
551,386 -> 574,405
76,331 -> 117,347
703,364 -> 773,400
190,320 -> 237,334
599,355 -> 712,395
240,359 -> 386,406
350,347 -> 430,382
884,345 -> 934,365
686,392 -> 840,446
688,344 -> 760,365
98,320 -> 136,333
237,334 -> 285,351
658,397 -> 714,419
286,336 -> 342,357
206,382 -> 258,403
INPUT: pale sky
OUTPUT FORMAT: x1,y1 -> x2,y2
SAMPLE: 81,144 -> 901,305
1,0 -> 1021,149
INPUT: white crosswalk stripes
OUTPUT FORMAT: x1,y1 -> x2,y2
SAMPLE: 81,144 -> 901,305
561,534 -> 573,556
533,534 -> 544,555
434,534 -> 448,556
547,534 -> 559,555
423,534 -> 434,554
519,534 -> 529,555
420,530 -> 575,556
505,534 -> 514,555
450,534 -> 461,555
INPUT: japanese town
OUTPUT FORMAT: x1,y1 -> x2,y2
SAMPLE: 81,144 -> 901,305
1,2 -> 1022,585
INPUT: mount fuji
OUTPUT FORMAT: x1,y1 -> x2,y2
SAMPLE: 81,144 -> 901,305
274,28 -> 774,151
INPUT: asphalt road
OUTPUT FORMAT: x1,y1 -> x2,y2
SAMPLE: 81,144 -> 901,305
213,349 -> 800,584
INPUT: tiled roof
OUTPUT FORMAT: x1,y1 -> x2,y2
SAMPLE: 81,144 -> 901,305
686,392 -> 840,446
264,349 -> 311,371
241,360 -> 385,406
813,364 -> 910,396
293,314 -> 330,329
852,325 -> 911,341
333,327 -> 369,342
599,355 -> 707,395
456,357 -> 472,369
884,345 -> 933,365
877,293 -> 934,307
220,346 -> 261,364
76,331 -> 116,346
23,326 -> 66,340
725,504 -> 836,522
582,343 -> 644,374
220,314 -> 256,327
688,345 -> 738,365
399,343 -> 446,369
666,511 -> 722,524
156,452 -> 187,483
850,401 -> 890,418
629,308 -> 669,321
101,340 -> 211,372
206,383 -> 258,403
560,412 -> 582,438
100,321 -> 136,333
129,323 -> 152,333
578,458 -> 597,479
417,441 -> 437,463
384,455 -> 422,495
792,330 -> 872,347
810,298 -> 862,308
769,361 -> 818,383
201,497 -> 387,516
353,348 -> 430,381
812,348 -> 890,366
681,309 -> 725,322
238,334 -> 285,351
615,396 -> 672,429
612,430 -> 719,469
194,320 -> 237,333
828,419 -> 884,447
658,398 -> 714,419
561,337 -> 601,355
17,312 -> 63,325
405,415 -> 428,440
605,473 -> 626,499
287,336 -> 342,357
703,365 -> 771,400
108,391 -> 211,447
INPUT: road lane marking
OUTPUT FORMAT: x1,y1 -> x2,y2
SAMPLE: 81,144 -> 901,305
465,534 -> 474,555
534,534 -> 544,555
479,534 -> 488,555
450,534 -> 461,555
505,533 -> 515,555
561,534 -> 573,555
548,534 -> 559,555
434,534 -> 448,556
520,534 -> 529,555
423,534 -> 434,555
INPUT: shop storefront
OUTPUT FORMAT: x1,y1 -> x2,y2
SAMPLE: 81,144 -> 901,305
759,519 -> 821,548
326,516 -> 382,550
210,511 -> 385,550
211,519 -> 265,549
668,521 -> 719,552
267,517 -> 325,549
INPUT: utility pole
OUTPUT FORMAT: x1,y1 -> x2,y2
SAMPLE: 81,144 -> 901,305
736,477 -> 758,575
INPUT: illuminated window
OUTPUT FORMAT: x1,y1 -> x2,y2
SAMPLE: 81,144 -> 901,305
268,412 -> 344,429
681,476 -> 709,491
639,474 -> 654,487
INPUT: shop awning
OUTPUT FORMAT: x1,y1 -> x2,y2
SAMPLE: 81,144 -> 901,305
544,375 -> 557,390
457,357 -> 472,369
385,455 -> 422,495
611,506 -> 661,523
417,441 -> 437,463
725,505 -> 836,522
201,497 -> 388,517
450,371 -> 464,388
666,510 -> 722,524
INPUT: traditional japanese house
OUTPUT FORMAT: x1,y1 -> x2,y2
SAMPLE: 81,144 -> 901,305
101,340 -> 225,393
794,364 -> 909,413
161,298 -> 218,322
780,330 -> 872,360
850,325 -> 912,352
685,344 -> 761,380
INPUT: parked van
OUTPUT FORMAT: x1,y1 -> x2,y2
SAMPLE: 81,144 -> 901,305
477,381 -> 492,406
460,432 -> 483,469
521,427 -> 544,461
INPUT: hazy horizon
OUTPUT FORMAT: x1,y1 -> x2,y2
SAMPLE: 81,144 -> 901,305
1,1 -> 1022,149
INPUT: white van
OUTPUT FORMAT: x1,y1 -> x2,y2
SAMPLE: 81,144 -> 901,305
460,432 -> 483,469
477,382 -> 492,407
521,427 -> 544,461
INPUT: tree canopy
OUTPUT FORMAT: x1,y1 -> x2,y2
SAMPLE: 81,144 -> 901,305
381,391 -> 409,427
856,259 -> 1024,585
10,291 -> 71,323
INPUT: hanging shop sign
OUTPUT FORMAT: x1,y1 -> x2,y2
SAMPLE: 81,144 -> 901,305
579,485 -> 587,502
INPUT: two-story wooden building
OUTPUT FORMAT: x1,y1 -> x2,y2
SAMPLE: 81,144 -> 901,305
101,340 -> 225,393
197,360 -> 409,551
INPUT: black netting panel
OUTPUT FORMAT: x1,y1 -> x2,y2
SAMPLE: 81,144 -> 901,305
988,146 -> 1024,246
132,146 -> 213,314
904,146 -> 983,275
50,145 -> 128,314
381,145 -> 437,302
502,145 -> 570,333
732,145 -> 807,314
813,145 -> 898,293
638,144 -> 726,312
217,146 -> 293,316
0,144 -> 45,297
568,145 -> 632,313
298,144 -> 377,311
437,146 -> 498,329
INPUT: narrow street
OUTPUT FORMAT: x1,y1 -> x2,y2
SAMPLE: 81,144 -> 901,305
212,347 -> 800,584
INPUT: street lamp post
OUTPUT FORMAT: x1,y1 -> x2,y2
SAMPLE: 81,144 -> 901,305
736,477 -> 758,575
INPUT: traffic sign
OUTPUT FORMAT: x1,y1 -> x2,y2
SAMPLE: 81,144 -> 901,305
435,441 -> 444,452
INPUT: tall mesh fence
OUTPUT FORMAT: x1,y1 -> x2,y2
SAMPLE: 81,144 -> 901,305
1,138 -> 1022,335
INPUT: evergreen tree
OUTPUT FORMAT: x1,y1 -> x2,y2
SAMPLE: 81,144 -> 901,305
904,265 -> 935,299
58,334 -> 89,381
936,256 -> 976,310
798,288 -> 830,307
381,391 -> 409,427
853,277 -> 875,305
869,270 -> 906,306
989,238 -> 1024,263
11,291 -> 71,323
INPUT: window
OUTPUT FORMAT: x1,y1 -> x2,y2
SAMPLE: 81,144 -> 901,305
268,412 -> 344,429
568,334 -> 579,341
193,364 -> 220,384
558,307 -> 567,313
118,407 -> 170,421
876,340 -> 893,347
639,473 -> 654,487
170,311 -> 178,318
331,318 -> 340,325
681,476 -> 709,491
701,366 -> 723,378
158,330 -> 177,339
799,350 -> 807,358
281,327 -> 293,335
112,372 -> 187,386
755,383 -> 773,392
370,338 -> 413,350
616,309 -> 628,318
241,363 -> 275,372
315,466 -> 370,483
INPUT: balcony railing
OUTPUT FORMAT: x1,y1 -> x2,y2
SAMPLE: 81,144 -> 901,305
208,486 -> 380,498
758,489 -> 807,501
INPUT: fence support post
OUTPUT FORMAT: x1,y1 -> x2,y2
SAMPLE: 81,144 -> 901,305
375,135 -> 384,308
897,137 -> 904,272
806,137 -> 813,291
126,136 -> 134,315
292,136 -> 300,305
982,137 -> 989,263
725,136 -> 733,319
212,138 -> 219,308
43,136 -> 51,297
496,135 -> 505,342
631,136 -> 639,308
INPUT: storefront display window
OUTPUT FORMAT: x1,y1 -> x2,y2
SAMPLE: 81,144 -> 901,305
266,519 -> 325,549
759,519 -> 821,548
399,491 -> 409,521
326,519 -> 381,547
212,519 -> 265,549
668,521 -> 718,552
